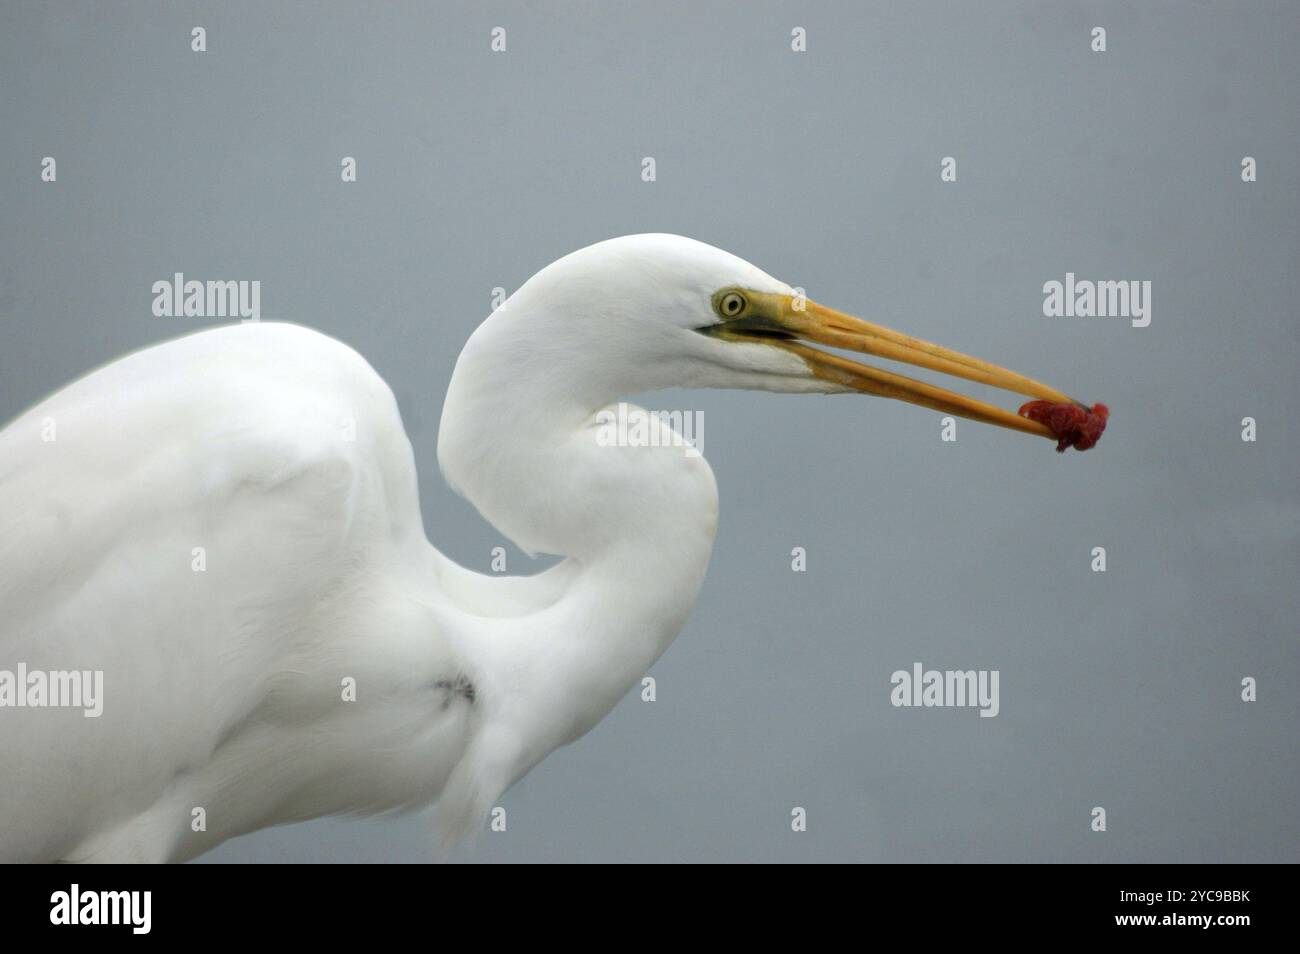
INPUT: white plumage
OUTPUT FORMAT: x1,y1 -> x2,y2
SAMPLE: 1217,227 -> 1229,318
0,234 -> 1072,861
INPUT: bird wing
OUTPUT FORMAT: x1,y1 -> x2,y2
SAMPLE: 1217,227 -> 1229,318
0,323 -> 468,861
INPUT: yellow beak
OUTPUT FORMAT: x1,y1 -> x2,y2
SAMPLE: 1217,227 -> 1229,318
709,291 -> 1085,440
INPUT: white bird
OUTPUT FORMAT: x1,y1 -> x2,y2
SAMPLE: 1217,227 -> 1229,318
0,234 -> 1080,862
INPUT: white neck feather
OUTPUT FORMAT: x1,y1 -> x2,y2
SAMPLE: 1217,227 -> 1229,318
434,304 -> 719,751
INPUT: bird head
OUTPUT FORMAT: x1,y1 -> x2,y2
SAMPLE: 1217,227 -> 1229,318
486,233 -> 1081,442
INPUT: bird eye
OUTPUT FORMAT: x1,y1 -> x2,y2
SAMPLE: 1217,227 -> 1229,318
718,291 -> 746,318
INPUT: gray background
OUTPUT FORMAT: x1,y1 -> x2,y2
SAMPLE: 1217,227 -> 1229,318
1,1 -> 1296,862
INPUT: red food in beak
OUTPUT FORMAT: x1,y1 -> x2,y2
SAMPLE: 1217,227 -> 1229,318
1018,401 -> 1109,452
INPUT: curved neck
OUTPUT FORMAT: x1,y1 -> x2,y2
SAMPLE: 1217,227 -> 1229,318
433,310 -> 720,752
437,309 -> 717,562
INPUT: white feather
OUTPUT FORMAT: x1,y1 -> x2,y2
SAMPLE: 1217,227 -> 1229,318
1,235 -> 806,861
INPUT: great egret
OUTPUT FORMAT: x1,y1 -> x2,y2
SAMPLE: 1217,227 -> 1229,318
0,234 -> 1093,862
